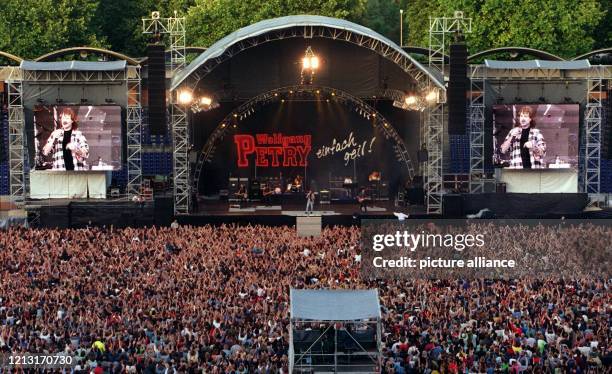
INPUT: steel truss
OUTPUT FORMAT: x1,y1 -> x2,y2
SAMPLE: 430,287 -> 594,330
142,13 -> 186,76
192,85 -> 416,196
467,66 -> 611,201
126,66 -> 143,196
173,25 -> 445,214
185,25 -> 441,93
171,103 -> 190,214
469,65 -> 486,193
426,13 -> 470,214
19,67 -> 142,200
583,65 -> 607,198
7,71 -> 25,206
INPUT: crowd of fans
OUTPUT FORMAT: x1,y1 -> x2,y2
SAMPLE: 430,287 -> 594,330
0,224 -> 610,373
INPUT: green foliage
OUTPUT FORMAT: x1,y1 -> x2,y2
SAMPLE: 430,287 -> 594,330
0,0 -> 106,59
0,0 -> 607,60
356,0 -> 403,43
405,0 -> 605,59
185,0 -> 366,47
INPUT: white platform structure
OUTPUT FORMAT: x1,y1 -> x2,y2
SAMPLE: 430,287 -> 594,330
29,171 -> 107,199
289,289 -> 382,373
499,169 -> 578,193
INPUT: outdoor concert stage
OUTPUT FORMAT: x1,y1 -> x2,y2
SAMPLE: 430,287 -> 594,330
180,198 -> 423,226
25,194 -> 422,228
27,191 -> 610,229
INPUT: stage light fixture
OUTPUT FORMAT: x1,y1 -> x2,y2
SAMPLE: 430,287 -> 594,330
274,93 -> 278,97
405,95 -> 417,105
281,99 -> 285,103
302,57 -> 311,69
178,90 -> 193,105
200,96 -> 212,106
233,113 -> 238,118
310,56 -> 319,69
426,90 -> 437,103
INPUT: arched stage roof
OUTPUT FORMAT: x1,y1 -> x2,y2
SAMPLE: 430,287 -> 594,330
573,47 -> 612,61
35,47 -> 140,66
170,15 -> 446,92
468,47 -> 564,62
0,50 -> 23,64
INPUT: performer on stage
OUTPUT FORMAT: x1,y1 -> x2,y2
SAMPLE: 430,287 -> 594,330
42,108 -> 90,171
305,189 -> 315,215
235,184 -> 248,206
357,188 -> 368,213
499,106 -> 546,169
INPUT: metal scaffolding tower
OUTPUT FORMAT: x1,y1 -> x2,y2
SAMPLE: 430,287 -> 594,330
469,65 -> 486,193
142,11 -> 186,76
427,11 -> 471,214
171,103 -> 190,214
126,66 -> 143,196
7,70 -> 25,206
583,65 -> 605,197
143,11 -> 188,214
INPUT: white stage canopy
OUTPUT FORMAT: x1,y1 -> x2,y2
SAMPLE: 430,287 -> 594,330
290,289 -> 381,321
20,60 -> 127,71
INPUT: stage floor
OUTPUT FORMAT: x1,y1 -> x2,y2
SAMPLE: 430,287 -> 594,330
193,199 -> 421,217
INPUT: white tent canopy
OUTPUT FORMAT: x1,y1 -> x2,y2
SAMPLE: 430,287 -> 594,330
290,289 -> 381,321
484,59 -> 591,70
20,60 -> 127,71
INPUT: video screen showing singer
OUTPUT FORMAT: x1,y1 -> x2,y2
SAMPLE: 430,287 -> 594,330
42,108 -> 90,171
499,106 -> 546,169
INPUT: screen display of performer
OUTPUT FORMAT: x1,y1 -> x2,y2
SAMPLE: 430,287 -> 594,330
493,104 -> 579,169
34,105 -> 122,171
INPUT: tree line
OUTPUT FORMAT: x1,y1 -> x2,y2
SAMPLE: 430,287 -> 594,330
0,0 -> 609,60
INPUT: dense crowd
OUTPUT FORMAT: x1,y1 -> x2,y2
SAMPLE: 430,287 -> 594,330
0,224 -> 610,373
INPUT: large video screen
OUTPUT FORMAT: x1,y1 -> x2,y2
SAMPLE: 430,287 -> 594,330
34,105 -> 122,171
493,104 -> 579,169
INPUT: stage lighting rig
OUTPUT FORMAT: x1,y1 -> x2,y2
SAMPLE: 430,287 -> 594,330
300,46 -> 319,85
425,89 -> 438,103
177,90 -> 193,106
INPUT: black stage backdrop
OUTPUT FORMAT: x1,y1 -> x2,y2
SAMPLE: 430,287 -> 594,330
194,100 -> 419,196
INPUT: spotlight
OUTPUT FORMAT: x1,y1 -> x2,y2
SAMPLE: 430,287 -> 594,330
221,123 -> 226,128
426,90 -> 437,103
372,113 -> 376,117
302,57 -> 311,69
274,93 -> 278,97
233,113 -> 238,118
281,99 -> 285,103
405,95 -> 417,105
310,56 -> 319,69
178,90 -> 193,105
200,96 -> 212,106
316,90 -> 320,94
331,92 -> 336,96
